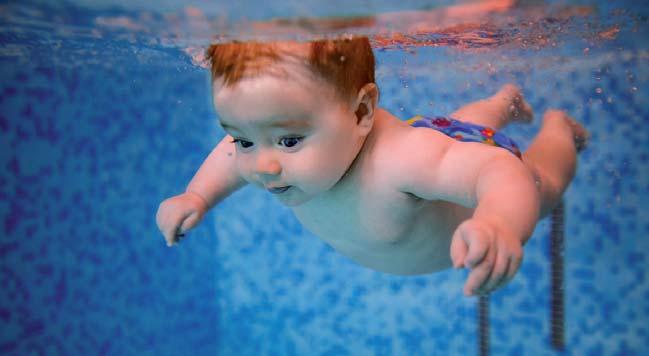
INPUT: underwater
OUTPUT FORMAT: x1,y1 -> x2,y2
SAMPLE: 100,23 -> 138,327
1,0 -> 648,354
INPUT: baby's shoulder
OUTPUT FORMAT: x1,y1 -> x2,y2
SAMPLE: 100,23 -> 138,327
368,117 -> 453,189
373,120 -> 452,166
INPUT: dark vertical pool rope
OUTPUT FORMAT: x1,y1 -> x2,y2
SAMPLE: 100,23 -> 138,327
478,294 -> 489,356
550,200 -> 565,350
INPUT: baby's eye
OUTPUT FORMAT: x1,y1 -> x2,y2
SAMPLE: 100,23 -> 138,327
279,137 -> 303,148
231,139 -> 254,149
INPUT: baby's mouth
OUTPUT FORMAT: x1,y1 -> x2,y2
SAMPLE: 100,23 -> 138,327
267,186 -> 291,194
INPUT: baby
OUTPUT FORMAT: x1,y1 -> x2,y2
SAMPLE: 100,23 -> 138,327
156,37 -> 586,296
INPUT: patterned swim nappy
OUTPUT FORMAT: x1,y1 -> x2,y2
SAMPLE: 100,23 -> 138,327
406,115 -> 522,159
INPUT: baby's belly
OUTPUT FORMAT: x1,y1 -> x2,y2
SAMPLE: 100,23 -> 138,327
306,201 -> 472,275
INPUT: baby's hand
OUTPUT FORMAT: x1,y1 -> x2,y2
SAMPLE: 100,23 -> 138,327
155,191 -> 209,247
450,218 -> 523,296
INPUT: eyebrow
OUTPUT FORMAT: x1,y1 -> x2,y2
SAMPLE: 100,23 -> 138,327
220,118 -> 312,131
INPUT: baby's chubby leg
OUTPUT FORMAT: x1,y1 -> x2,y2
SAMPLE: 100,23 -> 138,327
523,109 -> 588,217
450,84 -> 533,129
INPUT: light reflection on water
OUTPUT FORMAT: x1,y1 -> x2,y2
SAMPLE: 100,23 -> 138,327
1,0 -> 645,69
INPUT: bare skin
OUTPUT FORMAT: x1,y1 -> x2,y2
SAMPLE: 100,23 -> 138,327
451,83 -> 534,128
156,75 -> 587,296
291,85 -> 586,294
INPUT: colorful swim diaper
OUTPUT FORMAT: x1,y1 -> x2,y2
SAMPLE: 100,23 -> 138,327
406,115 -> 522,159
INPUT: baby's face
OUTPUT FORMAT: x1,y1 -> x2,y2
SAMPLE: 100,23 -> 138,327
213,62 -> 366,206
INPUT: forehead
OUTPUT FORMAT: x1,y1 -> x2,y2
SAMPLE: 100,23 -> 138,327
213,69 -> 341,129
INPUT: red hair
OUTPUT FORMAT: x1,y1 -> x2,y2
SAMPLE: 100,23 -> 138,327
205,37 -> 375,101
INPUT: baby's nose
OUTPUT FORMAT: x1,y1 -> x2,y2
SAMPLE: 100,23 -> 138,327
254,151 -> 281,176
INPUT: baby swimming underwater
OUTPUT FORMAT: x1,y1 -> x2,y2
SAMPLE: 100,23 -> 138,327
156,37 -> 587,296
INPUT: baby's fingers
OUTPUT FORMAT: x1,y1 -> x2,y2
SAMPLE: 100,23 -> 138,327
156,204 -> 187,247
481,246 -> 524,293
464,236 -> 489,269
166,222 -> 187,246
452,220 -> 490,268
450,230 -> 468,268
495,253 -> 523,290
156,206 -> 174,244
463,246 -> 495,296
480,251 -> 511,293
167,211 -> 202,247
162,218 -> 182,247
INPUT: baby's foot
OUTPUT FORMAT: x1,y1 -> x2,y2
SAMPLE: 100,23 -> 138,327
543,109 -> 589,152
497,84 -> 534,124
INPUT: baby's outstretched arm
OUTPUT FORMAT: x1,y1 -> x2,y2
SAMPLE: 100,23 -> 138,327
396,130 -> 539,296
156,135 -> 247,246
449,150 -> 540,296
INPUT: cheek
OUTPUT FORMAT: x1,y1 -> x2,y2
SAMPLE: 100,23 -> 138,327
235,156 -> 255,180
290,141 -> 355,183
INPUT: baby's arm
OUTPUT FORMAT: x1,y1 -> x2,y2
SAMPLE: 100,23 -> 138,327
156,135 -> 247,246
396,129 -> 539,295
449,149 -> 540,296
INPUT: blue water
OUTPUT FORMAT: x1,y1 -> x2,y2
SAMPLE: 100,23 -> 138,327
1,0 -> 648,355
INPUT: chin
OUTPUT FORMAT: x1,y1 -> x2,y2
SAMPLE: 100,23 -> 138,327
277,195 -> 310,207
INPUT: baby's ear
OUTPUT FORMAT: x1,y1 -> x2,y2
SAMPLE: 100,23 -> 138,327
354,83 -> 378,131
